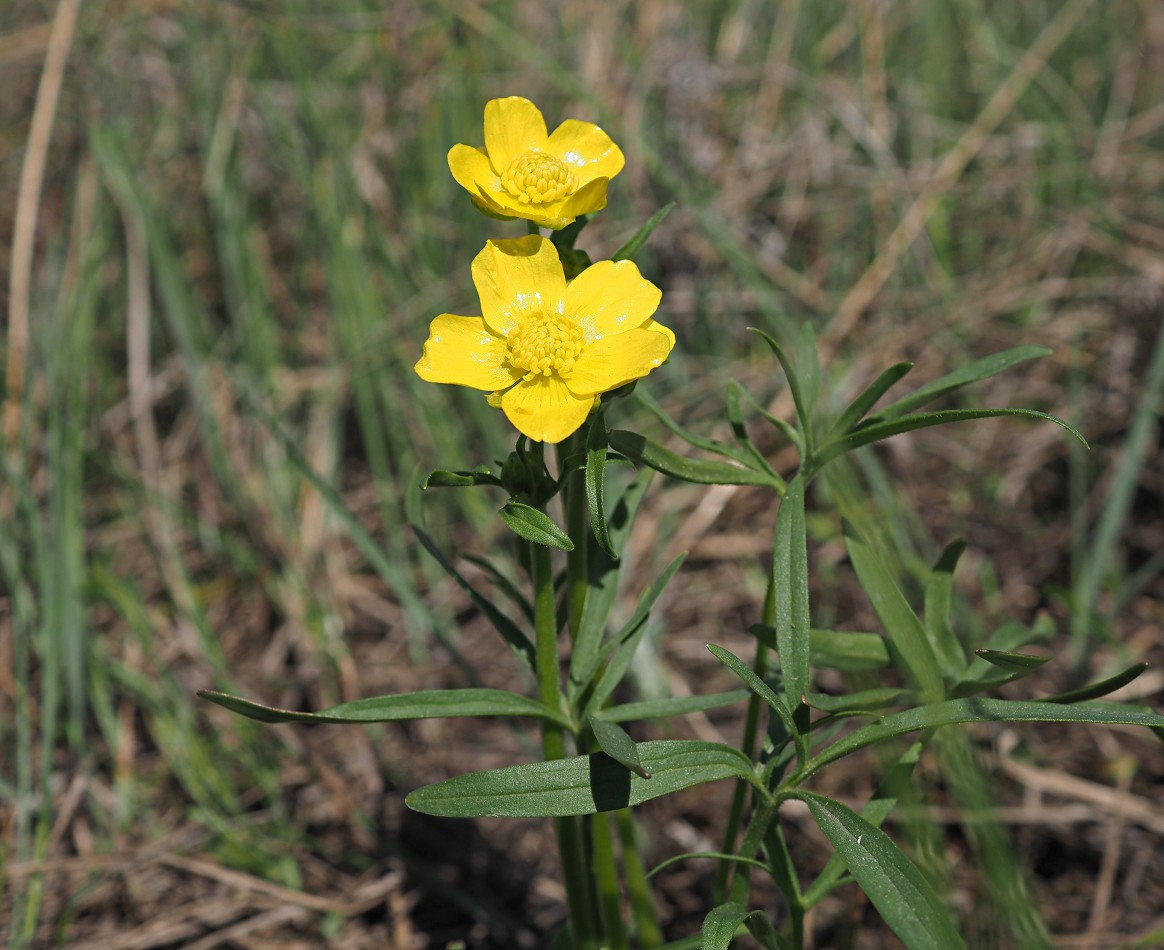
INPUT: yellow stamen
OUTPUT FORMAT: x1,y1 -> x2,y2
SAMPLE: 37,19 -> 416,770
500,151 -> 578,205
507,313 -> 584,379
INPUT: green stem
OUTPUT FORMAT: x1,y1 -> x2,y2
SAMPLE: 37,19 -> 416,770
714,579 -> 775,901
617,808 -> 663,947
591,812 -> 628,949
531,527 -> 602,949
729,798 -> 781,907
559,437 -> 588,639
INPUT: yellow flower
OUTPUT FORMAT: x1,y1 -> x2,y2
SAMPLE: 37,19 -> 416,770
416,236 -> 674,443
448,96 -> 625,230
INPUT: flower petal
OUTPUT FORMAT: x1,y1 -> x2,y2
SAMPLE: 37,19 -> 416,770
448,144 -> 500,198
565,260 -> 662,342
472,236 -> 567,338
502,375 -> 595,443
546,119 -> 625,183
566,327 -> 673,396
415,314 -> 520,391
484,97 -> 548,174
641,317 -> 676,349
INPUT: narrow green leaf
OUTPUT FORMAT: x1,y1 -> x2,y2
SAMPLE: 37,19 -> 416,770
924,540 -> 969,677
798,792 -> 966,950
568,470 -> 653,701
585,411 -> 615,557
811,629 -> 891,671
462,554 -> 535,624
803,688 -> 909,714
608,429 -> 780,488
975,649 -> 1051,673
612,201 -> 676,262
199,687 -> 572,727
707,644 -> 798,740
635,386 -> 752,463
422,466 -> 503,489
701,902 -> 751,950
844,520 -> 945,702
798,322 -> 821,423
1043,663 -> 1149,704
406,740 -> 758,818
726,379 -> 784,484
829,362 -> 914,437
750,328 -> 813,451
803,743 -> 923,906
588,714 -> 650,778
499,501 -> 574,551
584,554 -> 687,716
408,477 -> 535,668
773,476 -> 811,716
752,625 -> 892,671
599,689 -> 750,723
814,407 -> 1087,471
866,346 -> 1049,421
791,697 -> 1164,783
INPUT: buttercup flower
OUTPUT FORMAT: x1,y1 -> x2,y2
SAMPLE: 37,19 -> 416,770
416,237 -> 673,443
448,96 -> 625,230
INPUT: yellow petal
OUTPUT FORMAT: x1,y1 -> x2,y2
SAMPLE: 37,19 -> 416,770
484,97 -> 548,174
471,236 -> 567,338
556,176 -> 610,220
546,119 -> 625,184
501,375 -> 595,443
448,144 -> 499,196
641,317 -> 676,349
414,314 -> 520,391
566,327 -> 673,396
566,260 -> 662,342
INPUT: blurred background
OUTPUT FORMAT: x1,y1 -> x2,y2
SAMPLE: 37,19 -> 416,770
2,0 -> 1162,946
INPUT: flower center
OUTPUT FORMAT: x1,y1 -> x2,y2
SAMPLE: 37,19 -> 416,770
500,151 -> 579,205
507,313 -> 584,379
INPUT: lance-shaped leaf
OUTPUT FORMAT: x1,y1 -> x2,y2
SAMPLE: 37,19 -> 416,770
635,386 -> 752,463
702,902 -> 789,950
499,501 -> 573,551
804,687 -> 909,714
924,540 -> 969,677
199,688 -> 572,728
975,649 -> 1051,673
773,475 -> 811,718
406,740 -> 759,818
790,697 -> 1164,783
599,689 -> 750,723
567,470 -> 653,702
754,624 -> 893,671
422,466 -> 503,489
583,554 -> 687,717
750,328 -> 814,453
708,644 -> 798,742
812,407 -> 1087,472
796,792 -> 966,950
804,743 -> 923,906
828,362 -> 914,438
1043,663 -> 1149,704
608,429 -> 781,488
588,714 -> 650,778
844,520 -> 945,702
865,345 -> 1050,422
585,410 -> 615,557
613,201 -> 675,262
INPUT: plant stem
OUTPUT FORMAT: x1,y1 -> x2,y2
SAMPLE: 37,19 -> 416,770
714,579 -> 774,901
591,811 -> 628,949
617,808 -> 664,947
530,527 -> 602,949
558,436 -> 588,639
